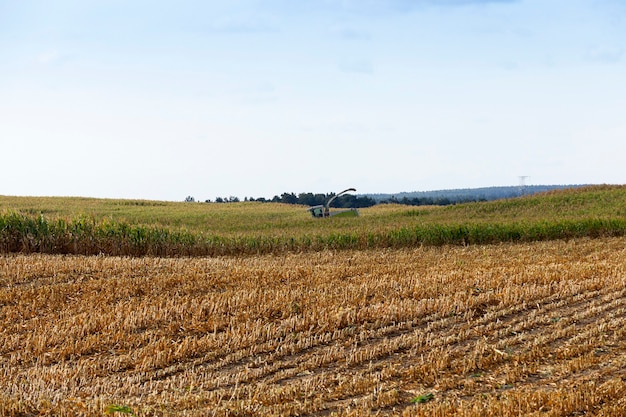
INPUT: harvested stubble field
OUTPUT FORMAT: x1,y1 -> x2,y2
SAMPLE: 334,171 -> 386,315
2,237 -> 626,416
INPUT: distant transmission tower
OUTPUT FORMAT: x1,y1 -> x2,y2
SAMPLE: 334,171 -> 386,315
519,176 -> 529,196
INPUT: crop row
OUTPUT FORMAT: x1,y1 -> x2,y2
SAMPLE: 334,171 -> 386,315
2,237 -> 626,415
2,210 -> 626,256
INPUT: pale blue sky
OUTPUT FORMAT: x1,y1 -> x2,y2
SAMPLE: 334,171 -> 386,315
1,0 -> 625,201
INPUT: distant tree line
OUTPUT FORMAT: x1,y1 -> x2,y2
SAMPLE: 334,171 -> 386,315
203,192 -> 378,208
365,185 -> 587,203
186,185 -> 588,207
192,193 -> 478,207
381,195 -> 486,206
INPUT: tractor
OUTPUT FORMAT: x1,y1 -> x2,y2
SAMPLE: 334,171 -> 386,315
308,188 -> 359,218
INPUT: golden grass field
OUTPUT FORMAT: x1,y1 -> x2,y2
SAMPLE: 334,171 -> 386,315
2,236 -> 625,416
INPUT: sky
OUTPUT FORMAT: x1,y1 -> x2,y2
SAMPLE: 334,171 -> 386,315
1,0 -> 625,201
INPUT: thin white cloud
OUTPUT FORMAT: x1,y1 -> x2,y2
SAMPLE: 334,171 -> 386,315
338,59 -> 374,74
427,0 -> 518,5
586,45 -> 623,64
318,0 -> 519,13
281,0 -> 519,18
330,25 -> 371,40
204,15 -> 278,34
37,49 -> 60,64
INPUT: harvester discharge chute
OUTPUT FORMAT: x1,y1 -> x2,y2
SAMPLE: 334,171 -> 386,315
308,188 -> 359,218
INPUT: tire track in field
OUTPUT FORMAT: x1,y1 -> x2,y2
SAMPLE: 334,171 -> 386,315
133,282 -> 626,414
95,285 -> 626,416
280,286 -> 623,410
145,281 -> 623,383
314,288 -> 626,415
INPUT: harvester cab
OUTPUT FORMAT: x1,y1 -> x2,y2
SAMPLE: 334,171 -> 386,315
308,188 -> 359,218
